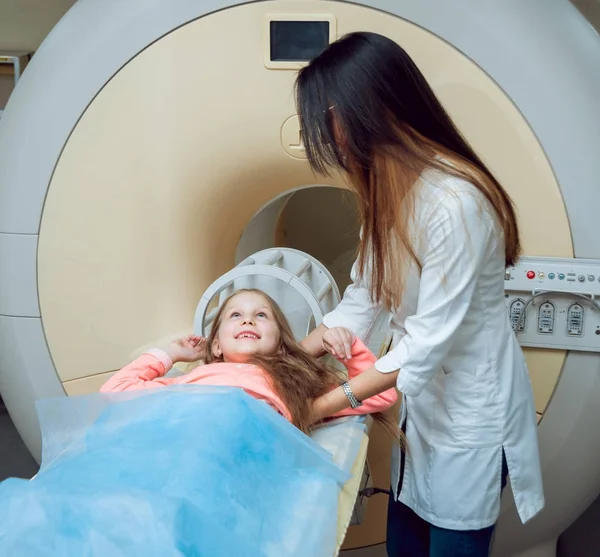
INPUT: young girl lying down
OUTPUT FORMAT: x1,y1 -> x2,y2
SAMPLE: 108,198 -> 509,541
0,289 -> 398,557
101,288 -> 397,432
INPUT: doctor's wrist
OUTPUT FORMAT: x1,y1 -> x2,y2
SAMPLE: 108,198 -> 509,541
313,386 -> 351,420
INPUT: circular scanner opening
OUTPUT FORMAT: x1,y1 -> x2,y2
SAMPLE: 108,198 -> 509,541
236,186 -> 361,292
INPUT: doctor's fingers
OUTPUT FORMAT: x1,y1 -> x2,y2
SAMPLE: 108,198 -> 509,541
324,331 -> 353,360
335,328 -> 355,356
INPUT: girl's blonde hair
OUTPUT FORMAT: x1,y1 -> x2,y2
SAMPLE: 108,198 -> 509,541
206,288 -> 401,442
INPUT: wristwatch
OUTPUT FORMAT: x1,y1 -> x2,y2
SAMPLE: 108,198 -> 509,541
341,381 -> 363,409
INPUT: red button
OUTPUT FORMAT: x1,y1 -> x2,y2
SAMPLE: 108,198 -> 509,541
526,270 -> 535,279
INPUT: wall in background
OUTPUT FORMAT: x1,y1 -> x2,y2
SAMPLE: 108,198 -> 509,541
571,0 -> 600,30
0,0 -> 75,108
0,0 -> 75,51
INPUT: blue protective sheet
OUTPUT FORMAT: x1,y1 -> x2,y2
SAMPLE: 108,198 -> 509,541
0,386 -> 350,557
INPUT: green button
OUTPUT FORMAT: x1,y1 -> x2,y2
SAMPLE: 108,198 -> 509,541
548,273 -> 555,280
558,273 -> 565,280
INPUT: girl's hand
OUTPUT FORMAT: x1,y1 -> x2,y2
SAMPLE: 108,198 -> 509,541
322,327 -> 355,361
163,335 -> 206,364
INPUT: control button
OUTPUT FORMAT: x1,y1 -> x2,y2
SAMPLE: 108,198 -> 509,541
526,270 -> 535,279
504,269 -> 511,280
538,272 -> 545,279
588,275 -> 595,282
548,273 -> 555,280
558,273 -> 565,280
578,274 -> 586,282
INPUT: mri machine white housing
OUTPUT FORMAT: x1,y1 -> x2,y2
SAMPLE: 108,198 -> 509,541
0,0 -> 599,555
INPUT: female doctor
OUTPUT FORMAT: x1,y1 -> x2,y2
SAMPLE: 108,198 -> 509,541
297,32 -> 544,556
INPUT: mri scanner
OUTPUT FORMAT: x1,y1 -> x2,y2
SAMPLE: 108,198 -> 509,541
0,0 -> 599,554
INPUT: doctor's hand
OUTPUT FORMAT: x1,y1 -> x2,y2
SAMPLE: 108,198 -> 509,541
163,335 -> 207,364
322,327 -> 355,361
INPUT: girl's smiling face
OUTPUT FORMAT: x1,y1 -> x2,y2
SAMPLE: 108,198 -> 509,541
211,291 -> 281,363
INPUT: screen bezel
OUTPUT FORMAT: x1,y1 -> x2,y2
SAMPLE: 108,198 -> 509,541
263,13 -> 337,70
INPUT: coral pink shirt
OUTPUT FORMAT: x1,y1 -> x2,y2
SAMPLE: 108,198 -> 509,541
100,338 -> 397,422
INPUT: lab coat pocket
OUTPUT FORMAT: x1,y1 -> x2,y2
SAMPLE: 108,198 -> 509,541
438,362 -> 502,447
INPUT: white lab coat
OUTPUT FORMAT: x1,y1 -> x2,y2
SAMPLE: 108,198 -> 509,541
322,170 -> 544,530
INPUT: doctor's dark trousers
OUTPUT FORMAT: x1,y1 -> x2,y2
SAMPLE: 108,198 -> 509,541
386,449 -> 509,557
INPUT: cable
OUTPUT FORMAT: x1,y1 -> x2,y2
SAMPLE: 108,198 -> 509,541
359,487 -> 391,498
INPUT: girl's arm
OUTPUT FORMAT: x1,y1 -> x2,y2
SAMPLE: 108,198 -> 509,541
100,336 -> 205,393
301,324 -> 329,359
329,337 -> 397,418
315,365 -> 398,419
100,349 -> 177,392
300,259 -> 384,358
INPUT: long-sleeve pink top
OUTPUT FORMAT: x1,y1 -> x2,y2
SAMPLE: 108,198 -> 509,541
100,337 -> 397,422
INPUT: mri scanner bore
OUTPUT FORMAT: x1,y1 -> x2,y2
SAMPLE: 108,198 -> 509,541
0,0 -> 599,556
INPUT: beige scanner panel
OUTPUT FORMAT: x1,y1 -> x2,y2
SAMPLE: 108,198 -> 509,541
39,0 -> 572,548
40,4 -> 340,384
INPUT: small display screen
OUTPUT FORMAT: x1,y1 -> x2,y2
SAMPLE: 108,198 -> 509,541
270,21 -> 329,62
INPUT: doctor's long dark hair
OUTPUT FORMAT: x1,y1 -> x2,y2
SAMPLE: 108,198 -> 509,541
295,31 -> 521,309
